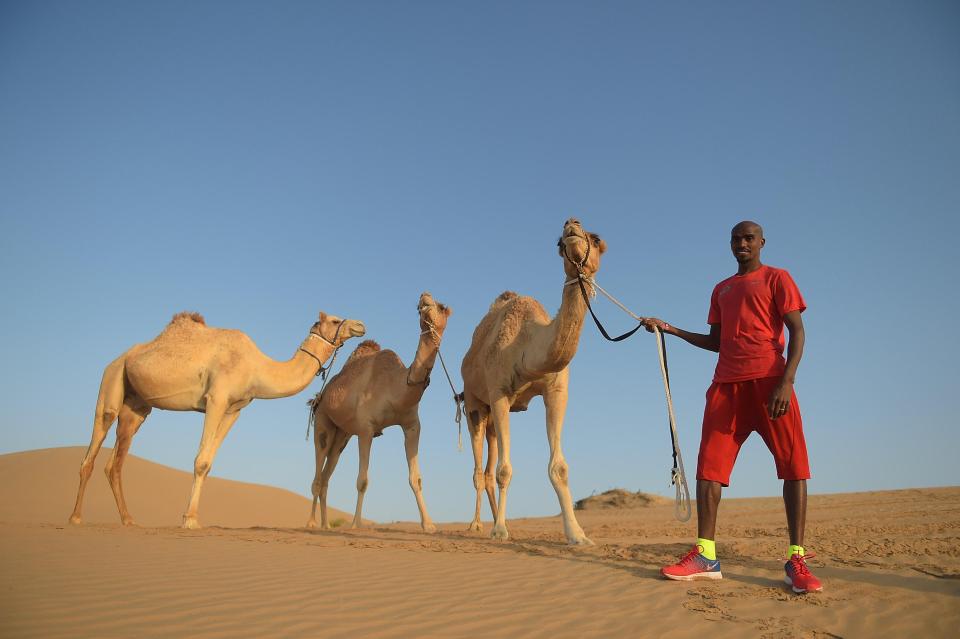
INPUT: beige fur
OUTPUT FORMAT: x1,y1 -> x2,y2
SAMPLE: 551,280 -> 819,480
460,218 -> 606,545
69,311 -> 365,529
305,293 -> 452,532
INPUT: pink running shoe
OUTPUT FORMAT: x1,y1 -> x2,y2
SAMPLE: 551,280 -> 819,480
661,545 -> 722,581
784,553 -> 823,593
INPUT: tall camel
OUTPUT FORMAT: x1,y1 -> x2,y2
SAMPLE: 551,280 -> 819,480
305,292 -> 452,532
69,310 -> 366,529
460,218 -> 605,545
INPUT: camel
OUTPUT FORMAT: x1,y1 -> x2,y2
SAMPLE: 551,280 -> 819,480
69,310 -> 366,529
460,218 -> 605,545
305,292 -> 452,532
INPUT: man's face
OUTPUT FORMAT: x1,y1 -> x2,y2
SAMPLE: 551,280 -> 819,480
730,224 -> 765,264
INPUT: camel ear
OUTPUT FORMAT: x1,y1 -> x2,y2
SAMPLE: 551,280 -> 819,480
593,235 -> 607,254
318,311 -> 327,322
443,305 -> 452,317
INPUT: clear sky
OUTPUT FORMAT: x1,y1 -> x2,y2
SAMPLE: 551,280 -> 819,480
1,1 -> 958,524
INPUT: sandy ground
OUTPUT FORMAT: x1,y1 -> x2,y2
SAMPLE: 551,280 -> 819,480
1,448 -> 958,638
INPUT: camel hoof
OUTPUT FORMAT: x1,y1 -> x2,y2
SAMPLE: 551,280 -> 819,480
121,518 -> 137,527
422,522 -> 437,534
491,524 -> 510,541
467,521 -> 483,533
569,535 -> 595,546
305,520 -> 317,529
182,517 -> 202,530
68,515 -> 82,525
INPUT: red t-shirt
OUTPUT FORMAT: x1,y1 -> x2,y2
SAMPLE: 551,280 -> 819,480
708,265 -> 806,383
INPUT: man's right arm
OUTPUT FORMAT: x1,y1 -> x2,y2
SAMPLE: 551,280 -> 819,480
641,318 -> 721,353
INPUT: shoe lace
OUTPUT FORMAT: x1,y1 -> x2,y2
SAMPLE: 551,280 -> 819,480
678,545 -> 703,566
789,552 -> 816,576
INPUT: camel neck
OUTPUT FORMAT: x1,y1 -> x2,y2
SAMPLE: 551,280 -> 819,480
253,336 -> 333,399
524,276 -> 589,376
401,329 -> 441,405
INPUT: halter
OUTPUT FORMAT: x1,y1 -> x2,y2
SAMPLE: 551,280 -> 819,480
558,230 -> 591,272
302,321 -> 347,441
414,308 -> 466,451
300,321 -> 344,377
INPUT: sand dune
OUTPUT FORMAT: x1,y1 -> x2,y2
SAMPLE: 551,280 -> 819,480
1,447 -> 958,638
0,446 -> 354,528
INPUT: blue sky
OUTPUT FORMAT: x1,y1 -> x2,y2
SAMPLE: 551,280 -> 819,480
1,1 -> 958,524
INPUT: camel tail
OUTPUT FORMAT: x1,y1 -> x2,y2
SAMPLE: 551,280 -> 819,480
305,393 -> 322,441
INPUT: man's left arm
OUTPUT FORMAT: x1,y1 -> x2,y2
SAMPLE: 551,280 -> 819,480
768,310 -> 804,420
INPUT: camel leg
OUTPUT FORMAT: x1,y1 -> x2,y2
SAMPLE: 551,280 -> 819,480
319,429 -> 351,529
402,415 -> 436,533
350,435 -> 373,529
307,411 -> 338,528
104,399 -> 151,526
544,384 -> 592,545
70,359 -> 125,524
466,399 -> 488,532
489,394 -> 513,541
484,426 -> 499,520
182,398 -> 234,529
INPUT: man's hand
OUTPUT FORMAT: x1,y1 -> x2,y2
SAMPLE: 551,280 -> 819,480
767,380 -> 793,420
641,317 -> 673,334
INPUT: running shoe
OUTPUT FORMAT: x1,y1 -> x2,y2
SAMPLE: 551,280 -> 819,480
661,545 -> 722,581
784,553 -> 823,593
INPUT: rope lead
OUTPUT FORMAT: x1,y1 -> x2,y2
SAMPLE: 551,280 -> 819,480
568,268 -> 692,522
433,342 -> 465,452
654,326 -> 692,522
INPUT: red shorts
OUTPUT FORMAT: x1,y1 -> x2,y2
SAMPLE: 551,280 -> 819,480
696,376 -> 810,486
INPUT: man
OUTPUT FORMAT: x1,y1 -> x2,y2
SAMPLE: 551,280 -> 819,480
642,221 -> 822,594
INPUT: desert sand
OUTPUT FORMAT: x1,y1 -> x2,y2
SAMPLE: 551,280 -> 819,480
1,447 -> 957,638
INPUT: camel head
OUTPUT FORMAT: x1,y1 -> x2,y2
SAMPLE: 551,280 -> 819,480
417,291 -> 452,339
311,312 -> 366,347
557,217 -> 606,279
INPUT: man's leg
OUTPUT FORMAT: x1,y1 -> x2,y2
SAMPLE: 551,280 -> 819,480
661,383 -> 735,581
784,478 -> 807,547
697,479 -> 723,541
661,478 -> 724,581
756,377 -> 822,594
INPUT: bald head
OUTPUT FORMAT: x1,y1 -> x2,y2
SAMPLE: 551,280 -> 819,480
732,220 -> 764,238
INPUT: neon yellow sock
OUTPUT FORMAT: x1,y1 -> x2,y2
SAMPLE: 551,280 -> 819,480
697,538 -> 716,560
788,544 -> 805,559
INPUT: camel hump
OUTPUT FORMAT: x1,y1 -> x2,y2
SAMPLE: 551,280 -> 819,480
169,311 -> 206,326
348,340 -> 381,359
490,291 -> 519,311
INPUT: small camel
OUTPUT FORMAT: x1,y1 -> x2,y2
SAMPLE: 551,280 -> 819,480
69,310 -> 366,529
306,292 -> 452,532
460,218 -> 605,545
